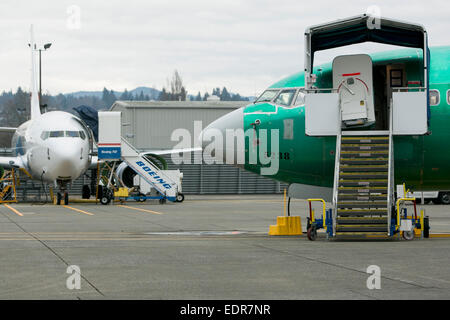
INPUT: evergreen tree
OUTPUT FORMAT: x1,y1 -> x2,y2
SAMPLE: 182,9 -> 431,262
120,89 -> 131,100
212,87 -> 220,96
159,88 -> 168,101
102,88 -> 115,108
220,87 -> 231,101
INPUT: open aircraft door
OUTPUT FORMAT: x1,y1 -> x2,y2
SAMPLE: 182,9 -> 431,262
303,14 -> 430,137
333,54 -> 375,128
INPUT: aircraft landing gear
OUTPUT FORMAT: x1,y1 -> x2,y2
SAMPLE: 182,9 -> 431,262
82,185 -> 91,199
100,188 -> 113,205
56,192 -> 69,205
56,180 -> 70,205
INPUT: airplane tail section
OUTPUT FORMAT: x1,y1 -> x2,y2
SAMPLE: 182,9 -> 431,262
30,25 -> 41,119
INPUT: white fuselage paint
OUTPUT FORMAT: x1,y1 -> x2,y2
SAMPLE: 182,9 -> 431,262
11,111 -> 91,186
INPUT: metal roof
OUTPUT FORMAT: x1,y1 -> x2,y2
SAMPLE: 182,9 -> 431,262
111,100 -> 249,110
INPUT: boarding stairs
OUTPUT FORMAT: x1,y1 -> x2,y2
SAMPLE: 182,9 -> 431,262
120,138 -> 179,202
332,129 -> 393,239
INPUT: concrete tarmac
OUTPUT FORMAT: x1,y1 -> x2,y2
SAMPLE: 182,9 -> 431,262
0,195 -> 449,299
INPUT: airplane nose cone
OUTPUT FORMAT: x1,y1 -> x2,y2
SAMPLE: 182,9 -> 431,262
51,143 -> 83,179
200,107 -> 244,166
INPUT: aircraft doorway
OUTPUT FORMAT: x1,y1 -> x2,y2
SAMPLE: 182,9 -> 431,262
373,65 -> 388,130
372,63 -> 406,130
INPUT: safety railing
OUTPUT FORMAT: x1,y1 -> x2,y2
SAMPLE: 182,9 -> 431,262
395,197 -> 417,231
307,198 -> 327,230
387,99 -> 394,235
0,168 -> 18,204
392,87 -> 426,92
331,105 -> 342,236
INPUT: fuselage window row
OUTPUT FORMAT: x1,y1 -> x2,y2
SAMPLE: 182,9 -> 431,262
40,130 -> 86,140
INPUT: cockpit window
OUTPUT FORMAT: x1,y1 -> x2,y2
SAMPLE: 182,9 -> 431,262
41,131 -> 49,140
294,91 -> 306,106
255,90 -> 279,103
65,131 -> 79,137
274,89 -> 296,106
42,130 -> 85,139
49,131 -> 64,138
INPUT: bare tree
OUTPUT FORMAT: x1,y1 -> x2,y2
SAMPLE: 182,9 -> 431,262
168,70 -> 187,101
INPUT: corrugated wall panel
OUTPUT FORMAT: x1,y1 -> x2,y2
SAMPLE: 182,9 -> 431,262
1,102 -> 290,199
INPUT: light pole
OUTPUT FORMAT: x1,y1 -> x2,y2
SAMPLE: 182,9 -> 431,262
39,43 -> 52,113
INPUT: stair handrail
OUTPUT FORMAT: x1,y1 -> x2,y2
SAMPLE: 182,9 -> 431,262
120,137 -> 178,195
387,98 -> 395,235
331,103 -> 342,236
395,198 -> 417,231
307,198 -> 326,230
121,137 -> 141,155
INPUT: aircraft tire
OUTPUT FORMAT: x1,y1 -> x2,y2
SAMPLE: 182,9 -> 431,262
402,230 -> 414,241
424,216 -> 430,238
64,192 -> 69,205
82,185 -> 91,199
100,196 -> 110,205
176,193 -> 184,203
57,192 -> 62,205
438,192 -> 450,205
307,225 -> 317,241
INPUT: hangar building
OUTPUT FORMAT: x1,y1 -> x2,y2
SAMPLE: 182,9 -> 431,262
109,101 -> 287,195
3,101 -> 287,201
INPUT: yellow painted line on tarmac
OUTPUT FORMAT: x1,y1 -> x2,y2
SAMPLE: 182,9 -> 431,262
62,205 -> 94,216
117,204 -> 163,215
3,204 -> 23,217
429,234 -> 450,238
0,237 -> 241,241
186,199 -> 286,204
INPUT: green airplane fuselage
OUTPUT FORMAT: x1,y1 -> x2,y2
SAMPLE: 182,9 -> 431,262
242,47 -> 450,191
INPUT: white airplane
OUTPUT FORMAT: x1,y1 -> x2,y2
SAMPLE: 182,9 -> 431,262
0,26 -> 200,205
0,26 -> 93,205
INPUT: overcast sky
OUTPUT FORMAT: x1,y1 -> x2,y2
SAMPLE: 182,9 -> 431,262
0,0 -> 448,97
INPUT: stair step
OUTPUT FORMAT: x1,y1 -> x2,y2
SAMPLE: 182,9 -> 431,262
341,151 -> 388,158
338,201 -> 387,209
340,165 -> 388,172
335,232 -> 389,238
341,137 -> 389,143
337,209 -> 388,216
338,194 -> 387,201
337,217 -> 388,224
338,186 -> 387,193
336,225 -> 388,232
341,144 -> 389,151
339,180 -> 388,187
340,172 -> 388,179
340,158 -> 388,165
